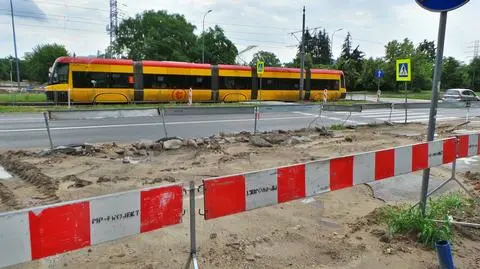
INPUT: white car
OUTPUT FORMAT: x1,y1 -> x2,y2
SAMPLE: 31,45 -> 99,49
442,89 -> 480,102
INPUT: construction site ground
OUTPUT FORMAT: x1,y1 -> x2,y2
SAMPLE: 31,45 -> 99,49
1,121 -> 479,269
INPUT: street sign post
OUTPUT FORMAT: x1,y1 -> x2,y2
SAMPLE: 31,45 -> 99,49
256,61 -> 264,76
375,70 -> 384,102
396,59 -> 411,124
416,0 -> 471,215
257,61 -> 264,102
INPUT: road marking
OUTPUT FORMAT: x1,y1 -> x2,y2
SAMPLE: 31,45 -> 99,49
293,112 -> 365,125
292,111 -> 316,116
0,115 -> 319,133
390,117 -> 457,123
378,115 -> 453,121
359,112 -> 426,118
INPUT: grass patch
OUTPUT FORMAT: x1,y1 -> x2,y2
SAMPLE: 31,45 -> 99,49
380,193 -> 474,248
0,93 -> 47,102
380,90 -> 436,100
329,124 -> 345,130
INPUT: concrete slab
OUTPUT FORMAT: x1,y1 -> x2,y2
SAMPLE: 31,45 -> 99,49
0,166 -> 12,180
366,171 -> 458,203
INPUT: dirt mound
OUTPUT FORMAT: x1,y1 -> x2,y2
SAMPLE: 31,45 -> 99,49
142,176 -> 177,185
0,182 -> 20,209
97,175 -> 130,183
464,171 -> 480,196
0,153 -> 59,203
61,175 -> 93,189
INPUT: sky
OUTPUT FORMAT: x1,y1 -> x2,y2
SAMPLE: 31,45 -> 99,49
0,0 -> 478,64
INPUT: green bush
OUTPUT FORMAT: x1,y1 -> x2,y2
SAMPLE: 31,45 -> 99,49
382,193 -> 473,247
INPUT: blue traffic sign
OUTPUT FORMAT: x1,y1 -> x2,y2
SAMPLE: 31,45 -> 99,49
415,0 -> 470,12
375,70 -> 384,79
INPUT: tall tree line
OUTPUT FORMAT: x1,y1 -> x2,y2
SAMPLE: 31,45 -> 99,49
2,9 -> 480,91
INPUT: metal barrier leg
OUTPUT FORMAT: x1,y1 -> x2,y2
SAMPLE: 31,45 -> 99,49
412,160 -> 480,209
160,109 -> 168,138
43,112 -> 54,150
254,106 -> 258,134
308,105 -> 323,128
184,181 -> 200,269
389,104 -> 393,122
342,112 -> 352,126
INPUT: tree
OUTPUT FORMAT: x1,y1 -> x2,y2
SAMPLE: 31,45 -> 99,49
357,57 -> 385,91
441,57 -> 464,90
340,33 -> 352,59
310,29 -> 332,65
468,58 -> 480,90
23,44 -> 69,83
196,25 -> 237,64
250,51 -> 281,67
416,40 -> 436,62
336,33 -> 364,91
113,10 -> 197,61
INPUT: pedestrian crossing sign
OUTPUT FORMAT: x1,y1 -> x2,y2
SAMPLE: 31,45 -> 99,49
396,59 -> 411,82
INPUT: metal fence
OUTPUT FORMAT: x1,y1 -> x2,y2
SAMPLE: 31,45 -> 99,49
35,101 -> 480,151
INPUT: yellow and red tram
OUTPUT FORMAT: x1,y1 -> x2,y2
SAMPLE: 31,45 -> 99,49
45,57 -> 347,103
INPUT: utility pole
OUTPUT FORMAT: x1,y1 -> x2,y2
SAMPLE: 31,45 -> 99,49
202,9 -> 213,64
108,0 -> 118,57
299,6 -> 306,101
9,0 -> 21,94
473,40 -> 479,88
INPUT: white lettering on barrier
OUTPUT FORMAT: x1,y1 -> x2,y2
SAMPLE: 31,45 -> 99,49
90,191 -> 141,245
468,134 -> 478,157
353,152 -> 375,185
0,212 -> 31,267
305,160 -> 330,196
428,140 -> 444,167
394,145 -> 412,176
245,169 -> 278,210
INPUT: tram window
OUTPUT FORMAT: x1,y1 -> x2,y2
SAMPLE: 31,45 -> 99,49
72,72 -> 108,88
72,71 -> 133,88
260,78 -> 299,90
143,74 -> 211,89
220,77 -> 252,89
277,78 -> 299,90
110,73 -> 132,88
311,79 -> 340,90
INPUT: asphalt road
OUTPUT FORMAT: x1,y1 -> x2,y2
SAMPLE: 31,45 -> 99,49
0,106 -> 479,149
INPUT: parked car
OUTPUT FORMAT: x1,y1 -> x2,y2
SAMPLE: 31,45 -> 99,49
442,89 -> 480,102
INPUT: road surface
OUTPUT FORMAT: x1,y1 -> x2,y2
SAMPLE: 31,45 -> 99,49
0,106 -> 478,149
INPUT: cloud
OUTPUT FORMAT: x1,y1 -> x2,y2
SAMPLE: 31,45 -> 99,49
0,0 -> 478,65
0,0 -> 48,21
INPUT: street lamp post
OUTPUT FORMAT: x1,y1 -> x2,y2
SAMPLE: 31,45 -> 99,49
331,28 -> 344,60
202,9 -> 213,64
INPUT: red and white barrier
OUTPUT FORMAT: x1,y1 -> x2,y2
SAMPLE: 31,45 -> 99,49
0,184 -> 183,268
203,138 -> 458,220
457,133 -> 479,158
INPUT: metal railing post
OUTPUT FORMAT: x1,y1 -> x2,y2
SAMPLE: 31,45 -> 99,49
254,106 -> 259,134
184,181 -> 199,269
43,112 -> 54,149
160,108 -> 168,138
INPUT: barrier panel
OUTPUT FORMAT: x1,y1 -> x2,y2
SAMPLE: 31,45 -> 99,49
0,183 -> 183,268
258,104 -> 319,113
163,106 -> 255,116
202,138 -> 458,220
322,104 -> 362,113
361,103 -> 393,110
49,108 -> 159,120
393,102 -> 431,110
